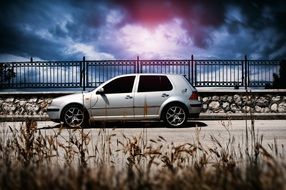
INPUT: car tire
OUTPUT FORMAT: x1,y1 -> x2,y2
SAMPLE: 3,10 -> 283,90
162,104 -> 187,128
62,104 -> 88,128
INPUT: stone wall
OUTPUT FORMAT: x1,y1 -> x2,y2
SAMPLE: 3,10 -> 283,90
0,97 -> 52,116
0,93 -> 67,117
0,90 -> 286,118
200,92 -> 286,113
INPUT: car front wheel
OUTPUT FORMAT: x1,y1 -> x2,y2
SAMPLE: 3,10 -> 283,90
62,104 -> 87,128
163,104 -> 187,127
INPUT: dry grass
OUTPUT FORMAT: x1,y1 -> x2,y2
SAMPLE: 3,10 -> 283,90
0,118 -> 285,190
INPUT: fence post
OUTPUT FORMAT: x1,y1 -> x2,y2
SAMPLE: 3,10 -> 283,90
30,57 -> 33,88
137,55 -> 140,73
247,55 -> 250,88
80,61 -> 82,88
191,55 -> 194,84
82,56 -> 86,91
242,57 -> 244,88
86,58 -> 88,89
244,55 -> 248,90
193,55 -> 197,86
187,56 -> 191,82
133,56 -> 138,73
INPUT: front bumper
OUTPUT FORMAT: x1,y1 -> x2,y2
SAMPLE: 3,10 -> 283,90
46,107 -> 61,120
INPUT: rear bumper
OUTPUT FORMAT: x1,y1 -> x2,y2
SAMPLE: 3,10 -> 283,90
189,103 -> 202,117
190,103 -> 202,108
189,113 -> 200,118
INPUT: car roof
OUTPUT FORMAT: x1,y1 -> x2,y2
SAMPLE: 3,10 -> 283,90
119,73 -> 183,77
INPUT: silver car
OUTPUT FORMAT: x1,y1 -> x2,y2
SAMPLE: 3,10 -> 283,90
47,74 -> 202,127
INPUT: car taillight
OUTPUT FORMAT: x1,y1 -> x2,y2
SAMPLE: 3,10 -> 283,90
189,91 -> 198,100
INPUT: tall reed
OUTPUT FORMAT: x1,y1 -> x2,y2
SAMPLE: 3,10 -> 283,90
0,118 -> 285,190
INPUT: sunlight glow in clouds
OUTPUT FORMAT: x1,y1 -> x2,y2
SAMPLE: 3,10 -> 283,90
117,19 -> 192,58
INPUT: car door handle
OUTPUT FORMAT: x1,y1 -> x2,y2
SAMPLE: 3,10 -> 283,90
125,95 -> 133,99
162,93 -> 169,97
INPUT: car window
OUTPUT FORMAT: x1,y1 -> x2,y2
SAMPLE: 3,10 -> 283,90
138,75 -> 173,92
103,76 -> 135,94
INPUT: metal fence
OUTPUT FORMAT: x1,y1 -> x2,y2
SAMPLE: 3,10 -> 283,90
0,56 -> 283,90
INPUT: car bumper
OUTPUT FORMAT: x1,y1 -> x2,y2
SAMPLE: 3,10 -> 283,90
46,107 -> 61,120
189,103 -> 202,115
189,113 -> 200,118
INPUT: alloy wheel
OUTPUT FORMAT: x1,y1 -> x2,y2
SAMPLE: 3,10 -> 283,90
64,106 -> 84,127
165,106 -> 186,127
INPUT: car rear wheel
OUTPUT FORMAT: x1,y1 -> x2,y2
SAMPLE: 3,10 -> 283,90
163,104 -> 187,127
62,104 -> 87,128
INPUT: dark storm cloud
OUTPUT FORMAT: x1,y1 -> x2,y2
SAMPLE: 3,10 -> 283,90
225,0 -> 286,58
0,0 -> 285,60
0,23 -> 64,59
0,0 -> 109,60
0,0 -> 72,59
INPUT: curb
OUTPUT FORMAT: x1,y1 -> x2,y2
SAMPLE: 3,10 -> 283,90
197,113 -> 286,120
0,115 -> 50,122
1,113 -> 286,122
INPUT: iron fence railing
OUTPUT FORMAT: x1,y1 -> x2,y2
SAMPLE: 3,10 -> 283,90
248,60 -> 281,87
0,56 -> 283,90
0,60 -> 82,88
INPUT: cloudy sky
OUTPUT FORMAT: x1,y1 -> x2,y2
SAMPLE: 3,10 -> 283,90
0,0 -> 285,62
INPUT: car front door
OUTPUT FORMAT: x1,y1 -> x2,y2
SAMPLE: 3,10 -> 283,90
90,75 -> 135,120
134,75 -> 173,119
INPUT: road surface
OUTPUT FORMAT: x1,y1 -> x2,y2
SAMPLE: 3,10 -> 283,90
1,120 -> 286,147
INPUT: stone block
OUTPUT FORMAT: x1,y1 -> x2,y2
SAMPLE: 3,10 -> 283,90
209,101 -> 220,110
212,96 -> 220,101
255,106 -> 262,113
270,103 -> 278,112
256,96 -> 269,107
272,96 -> 281,103
278,102 -> 286,113
227,96 -> 233,103
5,97 -> 14,103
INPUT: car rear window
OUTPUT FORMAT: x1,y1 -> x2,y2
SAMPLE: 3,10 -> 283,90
138,75 -> 173,92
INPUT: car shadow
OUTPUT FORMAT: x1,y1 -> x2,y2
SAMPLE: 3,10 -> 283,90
88,121 -> 208,129
38,121 -> 207,130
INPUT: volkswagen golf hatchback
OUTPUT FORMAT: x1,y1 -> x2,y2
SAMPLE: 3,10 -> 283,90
47,74 -> 202,127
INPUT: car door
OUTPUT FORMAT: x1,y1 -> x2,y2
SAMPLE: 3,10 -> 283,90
90,75 -> 135,120
134,75 -> 173,119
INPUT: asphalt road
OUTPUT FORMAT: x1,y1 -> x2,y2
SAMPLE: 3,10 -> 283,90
1,120 -> 286,148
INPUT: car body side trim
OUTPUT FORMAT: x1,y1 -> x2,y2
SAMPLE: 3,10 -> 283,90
92,105 -> 160,109
47,108 -> 60,112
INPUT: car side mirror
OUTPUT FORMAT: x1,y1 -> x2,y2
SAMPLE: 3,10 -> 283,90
96,88 -> 105,94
